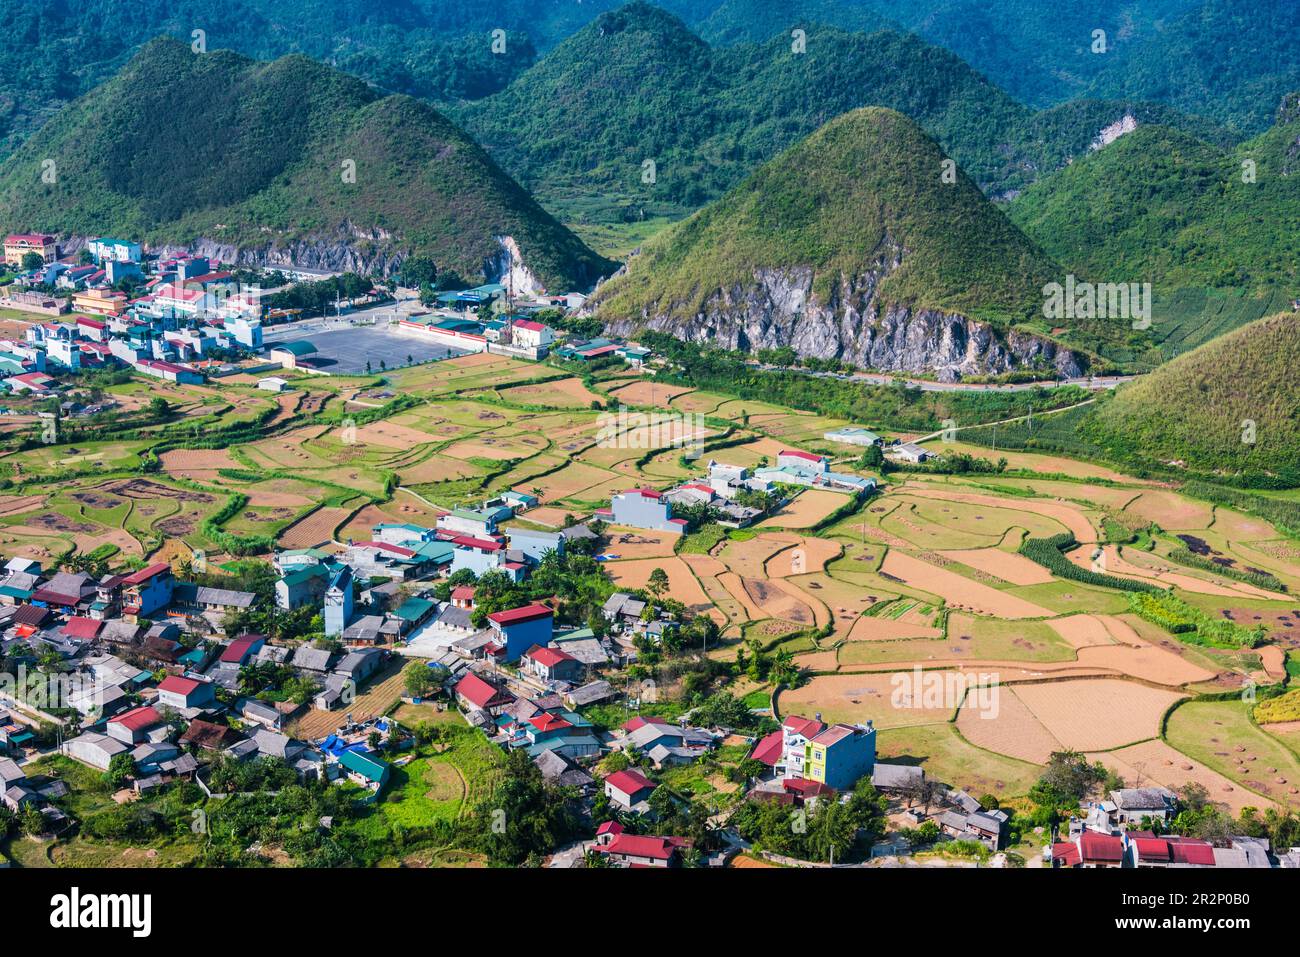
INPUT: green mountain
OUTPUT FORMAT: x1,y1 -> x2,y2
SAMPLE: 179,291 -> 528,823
589,109 -> 1090,379
1008,97 -> 1300,290
0,38 -> 613,289
1086,312 -> 1300,475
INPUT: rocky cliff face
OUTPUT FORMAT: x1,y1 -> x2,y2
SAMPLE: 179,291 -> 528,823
599,266 -> 1086,381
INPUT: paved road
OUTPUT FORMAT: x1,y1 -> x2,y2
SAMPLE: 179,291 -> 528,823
749,362 -> 1136,392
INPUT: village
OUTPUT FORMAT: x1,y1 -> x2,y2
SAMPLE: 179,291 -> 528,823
0,231 -> 1296,871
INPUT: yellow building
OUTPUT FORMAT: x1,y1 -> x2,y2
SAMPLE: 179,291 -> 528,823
71,287 -> 128,317
3,233 -> 58,267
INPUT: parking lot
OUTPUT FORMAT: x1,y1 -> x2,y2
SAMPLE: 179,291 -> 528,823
277,325 -> 471,374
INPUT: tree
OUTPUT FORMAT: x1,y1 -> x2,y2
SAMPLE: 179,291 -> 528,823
20,251 -> 44,271
403,661 -> 441,699
646,567 -> 669,599
105,752 -> 135,789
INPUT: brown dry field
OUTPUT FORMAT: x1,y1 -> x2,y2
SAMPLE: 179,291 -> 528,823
957,688 -> 1063,764
758,489 -> 847,529
516,506 -> 571,528
0,494 -> 46,516
607,380 -> 696,407
1010,679 -> 1185,751
601,526 -> 681,559
765,537 -> 842,577
880,550 -> 1055,618
741,577 -> 818,626
1069,544 -> 1280,599
278,507 -> 354,548
442,434 -> 547,461
717,571 -> 768,621
340,420 -> 445,449
1123,490 -> 1213,529
1047,614 -> 1121,649
159,448 -> 241,477
779,672 -> 956,728
938,547 -> 1054,586
718,531 -> 802,578
396,455 -> 482,485
527,461 -> 620,502
605,556 -> 721,622
1073,643 -> 1216,686
498,377 -> 601,408
1092,740 -> 1275,814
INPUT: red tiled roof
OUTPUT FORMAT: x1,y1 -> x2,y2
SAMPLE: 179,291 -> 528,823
61,617 -> 102,640
623,715 -> 674,733
780,449 -> 825,463
782,715 -> 825,739
524,644 -> 576,668
623,488 -> 661,499
487,604 -> 552,627
354,541 -> 416,558
220,633 -> 262,664
5,233 -> 55,244
158,675 -> 203,697
596,820 -> 623,836
1052,841 -> 1081,867
1079,831 -> 1124,862
455,672 -> 512,710
451,586 -> 476,600
1168,839 -> 1215,866
109,705 -> 162,732
453,536 -> 502,552
600,834 -> 686,861
605,768 -> 656,797
750,729 -> 783,766
123,562 -> 170,585
527,713 -> 573,734
512,319 -> 545,332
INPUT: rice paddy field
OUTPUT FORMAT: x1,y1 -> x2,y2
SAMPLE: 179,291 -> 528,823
7,351 -> 1299,809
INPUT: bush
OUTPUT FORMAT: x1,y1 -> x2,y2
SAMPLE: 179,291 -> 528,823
1019,533 -> 1160,592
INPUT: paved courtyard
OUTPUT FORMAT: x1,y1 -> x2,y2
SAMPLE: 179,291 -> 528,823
277,325 -> 470,375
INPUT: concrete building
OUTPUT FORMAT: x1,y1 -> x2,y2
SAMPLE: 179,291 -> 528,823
609,488 -> 688,534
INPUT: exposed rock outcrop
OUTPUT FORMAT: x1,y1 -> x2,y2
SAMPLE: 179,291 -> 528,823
599,266 -> 1085,382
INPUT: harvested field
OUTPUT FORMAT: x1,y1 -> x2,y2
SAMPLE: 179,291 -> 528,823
902,485 -> 1097,543
740,577 -> 817,626
957,687 -> 1062,764
607,380 -> 696,407
939,548 -> 1054,586
766,537 -> 842,577
159,448 -> 241,477
758,489 -> 848,529
498,377 -> 601,408
342,421 -> 445,449
1166,699 -> 1300,808
605,557 -> 721,622
600,527 -> 681,559
718,532 -> 802,579
1123,490 -> 1212,529
1011,679 -> 1185,751
1094,739 -> 1276,814
288,665 -> 406,740
278,507 -> 354,548
1073,643 -> 1216,686
880,551 -> 1055,618
779,673 -> 956,728
1047,614 -> 1120,649
845,616 -> 943,642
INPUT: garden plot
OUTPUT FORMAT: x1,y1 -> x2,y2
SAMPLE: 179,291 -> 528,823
1010,679 -> 1185,751
880,551 -> 1055,618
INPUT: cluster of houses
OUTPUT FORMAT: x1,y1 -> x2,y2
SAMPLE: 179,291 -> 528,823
1049,787 -> 1298,868
593,450 -> 876,536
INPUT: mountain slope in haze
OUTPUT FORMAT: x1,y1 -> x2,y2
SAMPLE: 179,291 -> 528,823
1008,95 -> 1300,290
589,108 -> 1087,380
1086,312 -> 1300,475
0,38 -> 613,289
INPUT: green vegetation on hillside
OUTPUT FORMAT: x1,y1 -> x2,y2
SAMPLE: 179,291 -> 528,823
1085,313 -> 1300,478
591,107 -> 1058,329
0,38 -> 613,289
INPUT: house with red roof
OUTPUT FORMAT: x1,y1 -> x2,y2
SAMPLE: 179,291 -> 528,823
604,768 -> 658,813
450,585 -> 476,608
454,672 -> 515,714
486,603 -> 554,662
1127,834 -> 1217,868
156,675 -> 217,712
105,705 -> 164,745
121,562 -> 174,618
1052,830 -> 1124,868
598,832 -> 691,867
4,233 -> 57,266
777,449 -> 830,472
219,633 -> 265,666
61,617 -> 103,641
521,643 -> 582,683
